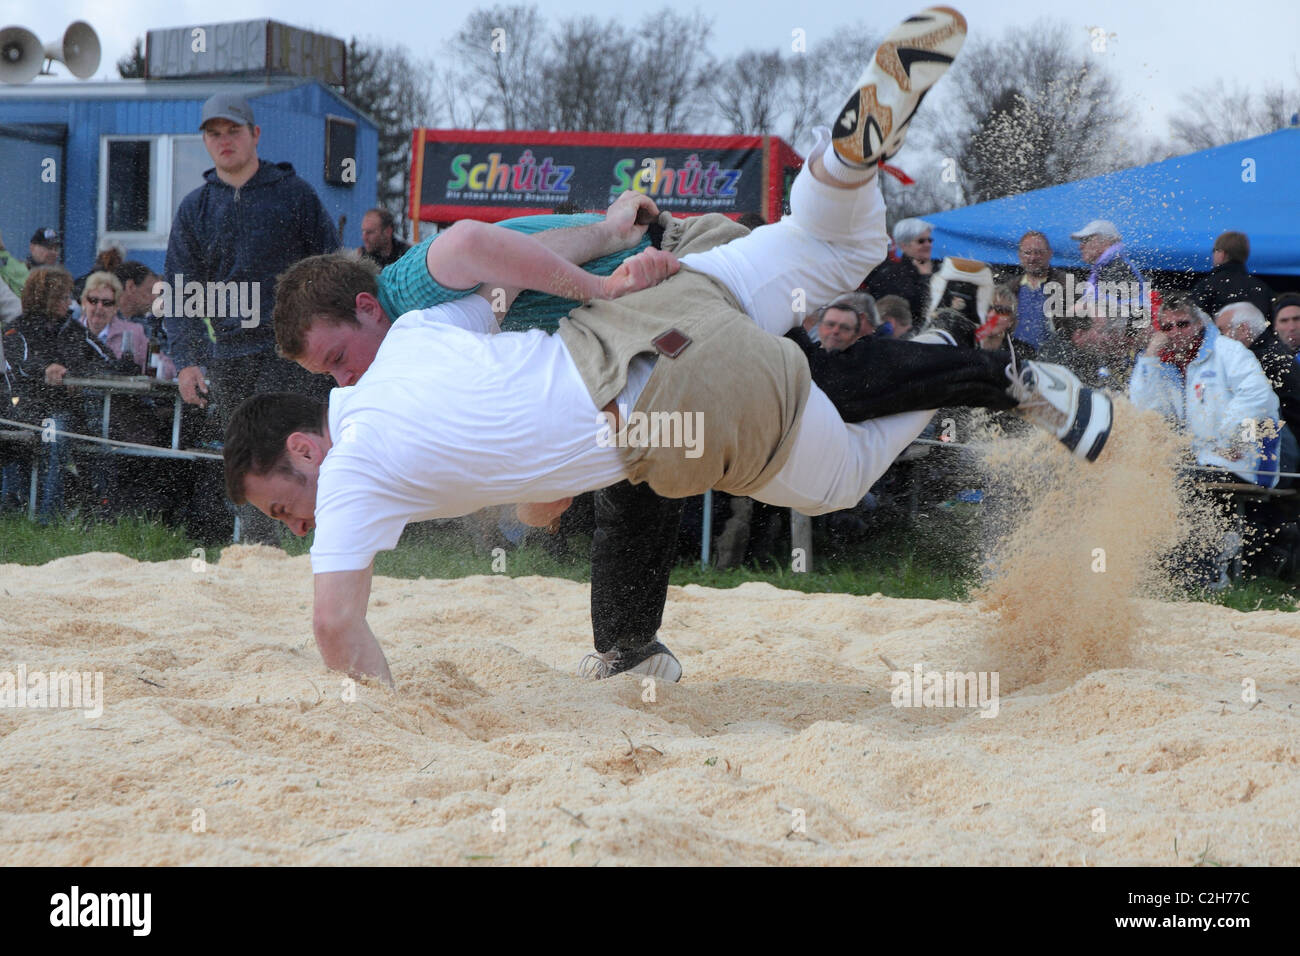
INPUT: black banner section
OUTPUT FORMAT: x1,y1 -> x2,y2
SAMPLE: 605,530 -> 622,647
0,865 -> 1282,944
419,140 -> 764,216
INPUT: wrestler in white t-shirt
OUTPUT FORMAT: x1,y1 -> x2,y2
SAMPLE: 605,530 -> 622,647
312,298 -> 628,573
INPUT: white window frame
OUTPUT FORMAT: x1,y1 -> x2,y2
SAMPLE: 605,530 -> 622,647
98,134 -> 205,250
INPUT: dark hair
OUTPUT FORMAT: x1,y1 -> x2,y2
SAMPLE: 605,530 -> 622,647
273,252 -> 381,358
115,260 -> 154,286
737,212 -> 767,231
1053,312 -> 1090,338
223,392 -> 327,504
1213,230 -> 1250,264
1158,289 -> 1205,325
1273,291 -> 1300,319
552,200 -> 582,215
365,207 -> 396,231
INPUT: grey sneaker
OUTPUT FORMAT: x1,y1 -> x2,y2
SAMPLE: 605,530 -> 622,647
1006,360 -> 1113,461
832,6 -> 968,167
578,641 -> 683,682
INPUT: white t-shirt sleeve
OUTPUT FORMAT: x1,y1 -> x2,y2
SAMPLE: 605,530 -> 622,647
392,296 -> 500,335
309,439 -> 410,574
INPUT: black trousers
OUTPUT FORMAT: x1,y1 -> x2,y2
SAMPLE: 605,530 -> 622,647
209,350 -> 333,424
591,480 -> 685,654
788,329 -> 1019,420
591,334 -> 1019,653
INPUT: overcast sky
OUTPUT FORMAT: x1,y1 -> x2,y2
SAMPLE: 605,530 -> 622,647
12,0 -> 1300,135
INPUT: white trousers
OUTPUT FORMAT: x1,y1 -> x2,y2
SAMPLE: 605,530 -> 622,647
681,129 -> 938,514
680,128 -> 889,336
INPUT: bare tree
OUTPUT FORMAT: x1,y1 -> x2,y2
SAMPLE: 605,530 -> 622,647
542,17 -> 639,131
780,26 -> 879,146
878,161 -> 962,225
930,21 -> 1130,205
437,69 -> 493,130
346,39 -> 441,232
626,10 -> 716,134
449,4 -> 550,129
1169,78 -> 1299,153
713,50 -> 786,135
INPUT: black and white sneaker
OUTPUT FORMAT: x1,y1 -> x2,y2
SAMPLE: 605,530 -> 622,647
1006,360 -> 1113,462
578,641 -> 683,682
832,6 -> 968,167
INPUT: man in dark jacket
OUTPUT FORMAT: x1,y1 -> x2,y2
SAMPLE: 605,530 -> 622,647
1276,293 -> 1300,353
1192,231 -> 1274,318
358,208 -> 410,268
165,93 -> 339,417
1215,301 -> 1300,434
164,92 -> 340,541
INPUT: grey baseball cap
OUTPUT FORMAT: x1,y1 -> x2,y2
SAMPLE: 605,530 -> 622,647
200,93 -> 255,130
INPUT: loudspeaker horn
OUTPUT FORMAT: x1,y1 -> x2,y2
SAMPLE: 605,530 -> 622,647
44,21 -> 100,79
0,26 -> 43,85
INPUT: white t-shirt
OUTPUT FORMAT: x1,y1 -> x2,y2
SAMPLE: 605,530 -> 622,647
309,297 -> 628,573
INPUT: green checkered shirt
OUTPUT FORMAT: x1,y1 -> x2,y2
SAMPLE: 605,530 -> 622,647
376,214 -> 650,332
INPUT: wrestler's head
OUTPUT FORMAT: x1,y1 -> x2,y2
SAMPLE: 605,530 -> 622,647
224,392 -> 332,536
274,252 -> 390,386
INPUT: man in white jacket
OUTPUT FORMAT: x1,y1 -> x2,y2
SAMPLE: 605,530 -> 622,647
1129,291 -> 1283,488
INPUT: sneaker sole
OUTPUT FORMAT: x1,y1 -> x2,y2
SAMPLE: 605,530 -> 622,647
832,6 -> 968,166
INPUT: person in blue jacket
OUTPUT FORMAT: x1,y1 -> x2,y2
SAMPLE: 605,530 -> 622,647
164,92 -> 341,542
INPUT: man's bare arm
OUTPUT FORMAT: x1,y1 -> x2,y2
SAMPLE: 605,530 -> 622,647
429,221 -> 680,314
531,191 -> 661,264
313,565 -> 393,686
517,497 -> 572,529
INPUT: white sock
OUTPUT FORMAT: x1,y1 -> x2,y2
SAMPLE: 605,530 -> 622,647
823,142 -> 876,185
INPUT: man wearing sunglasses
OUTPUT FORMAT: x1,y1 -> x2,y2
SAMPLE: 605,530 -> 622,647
1130,291 -> 1283,488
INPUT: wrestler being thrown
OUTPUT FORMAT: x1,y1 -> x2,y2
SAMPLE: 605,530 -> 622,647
223,6 -> 1112,684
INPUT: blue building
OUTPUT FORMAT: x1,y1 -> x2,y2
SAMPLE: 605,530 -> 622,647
0,76 -> 379,277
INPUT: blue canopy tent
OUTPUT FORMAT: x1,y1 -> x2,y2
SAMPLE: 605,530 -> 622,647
923,126 -> 1300,277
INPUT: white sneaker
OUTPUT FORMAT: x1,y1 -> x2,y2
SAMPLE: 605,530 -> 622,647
832,6 -> 968,167
1006,360 -> 1113,461
577,641 -> 683,682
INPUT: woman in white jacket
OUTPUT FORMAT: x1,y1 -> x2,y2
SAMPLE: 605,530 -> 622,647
1128,291 -> 1284,488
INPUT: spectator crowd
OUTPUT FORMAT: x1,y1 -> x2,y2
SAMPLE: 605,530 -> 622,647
822,219 -> 1300,587
0,93 -> 397,542
2,95 -> 1297,589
